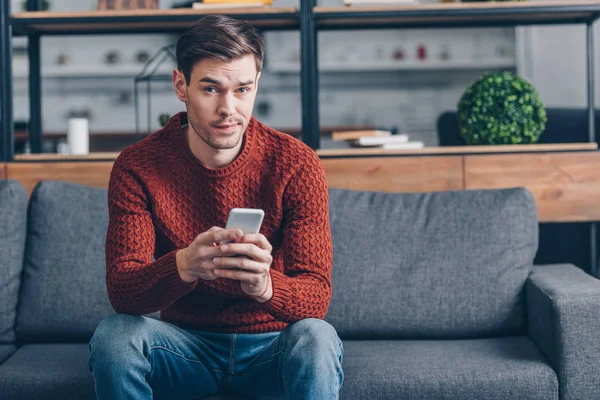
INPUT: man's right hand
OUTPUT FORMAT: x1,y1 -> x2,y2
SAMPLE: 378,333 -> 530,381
176,226 -> 244,283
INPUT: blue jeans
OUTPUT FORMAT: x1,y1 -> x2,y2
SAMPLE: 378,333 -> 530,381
88,314 -> 344,399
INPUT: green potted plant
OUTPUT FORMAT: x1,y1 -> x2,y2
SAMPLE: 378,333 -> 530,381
457,71 -> 547,145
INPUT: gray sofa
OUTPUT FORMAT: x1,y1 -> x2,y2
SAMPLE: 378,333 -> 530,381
0,179 -> 599,400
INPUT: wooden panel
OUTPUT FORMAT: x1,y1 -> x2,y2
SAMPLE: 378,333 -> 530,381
5,162 -> 115,196
321,156 -> 463,193
317,143 -> 597,157
0,163 -> 5,179
465,152 -> 600,222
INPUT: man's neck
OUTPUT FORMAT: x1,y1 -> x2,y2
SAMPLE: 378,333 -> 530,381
186,126 -> 244,169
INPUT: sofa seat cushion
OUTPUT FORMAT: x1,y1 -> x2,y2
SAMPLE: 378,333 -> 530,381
0,344 -> 259,400
0,344 -> 95,400
0,344 -> 16,365
340,336 -> 558,400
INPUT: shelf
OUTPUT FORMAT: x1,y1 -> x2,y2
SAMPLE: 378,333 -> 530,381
268,58 -> 515,72
316,142 -> 599,157
12,64 -> 174,78
314,1 -> 600,30
13,152 -> 121,161
11,8 -> 300,35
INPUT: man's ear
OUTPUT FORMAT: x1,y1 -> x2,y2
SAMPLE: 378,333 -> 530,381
255,71 -> 261,90
173,69 -> 187,103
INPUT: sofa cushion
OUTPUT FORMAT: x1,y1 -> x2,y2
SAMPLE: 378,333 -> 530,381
0,344 -> 17,365
0,344 -> 95,400
325,187 -> 538,339
0,181 -> 27,344
339,337 -> 558,400
15,181 -> 115,343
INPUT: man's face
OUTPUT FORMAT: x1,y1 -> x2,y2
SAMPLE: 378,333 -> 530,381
174,54 -> 260,150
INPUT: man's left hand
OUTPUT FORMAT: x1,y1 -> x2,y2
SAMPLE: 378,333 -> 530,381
212,233 -> 273,302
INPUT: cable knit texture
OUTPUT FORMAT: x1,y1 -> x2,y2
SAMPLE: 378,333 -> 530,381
105,112 -> 333,333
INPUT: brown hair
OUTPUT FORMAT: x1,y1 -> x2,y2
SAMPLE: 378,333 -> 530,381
176,15 -> 265,85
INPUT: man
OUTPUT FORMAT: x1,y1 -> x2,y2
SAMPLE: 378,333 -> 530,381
88,14 -> 344,400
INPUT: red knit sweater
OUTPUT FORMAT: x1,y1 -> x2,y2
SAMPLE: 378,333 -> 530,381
105,112 -> 333,333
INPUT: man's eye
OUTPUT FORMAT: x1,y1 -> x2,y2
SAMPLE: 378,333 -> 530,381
205,87 -> 218,93
239,87 -> 250,93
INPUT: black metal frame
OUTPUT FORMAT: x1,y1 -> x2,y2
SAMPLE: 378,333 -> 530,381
1,2 -> 600,275
0,0 -> 13,162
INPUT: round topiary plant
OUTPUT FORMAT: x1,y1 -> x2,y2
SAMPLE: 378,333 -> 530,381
457,71 -> 547,145
460,0 -> 526,2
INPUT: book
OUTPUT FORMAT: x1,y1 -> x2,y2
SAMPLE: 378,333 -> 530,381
192,2 -> 266,8
201,0 -> 272,4
331,129 -> 391,141
382,141 -> 424,150
344,0 -> 418,5
357,134 -> 409,146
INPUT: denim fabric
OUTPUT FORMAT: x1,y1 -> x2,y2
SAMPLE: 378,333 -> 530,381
89,315 -> 344,400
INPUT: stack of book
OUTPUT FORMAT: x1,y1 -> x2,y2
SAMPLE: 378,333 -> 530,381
331,129 -> 424,150
343,0 -> 419,7
192,0 -> 272,9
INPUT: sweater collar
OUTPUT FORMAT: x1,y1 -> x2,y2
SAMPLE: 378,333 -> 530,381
169,112 -> 257,178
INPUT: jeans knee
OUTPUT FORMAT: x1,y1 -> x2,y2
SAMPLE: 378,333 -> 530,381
89,314 -> 147,363
283,318 -> 343,358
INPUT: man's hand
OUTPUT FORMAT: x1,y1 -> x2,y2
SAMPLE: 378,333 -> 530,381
176,226 -> 244,283
212,233 -> 274,302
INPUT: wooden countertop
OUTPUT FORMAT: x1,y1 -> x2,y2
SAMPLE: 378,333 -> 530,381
11,143 -> 598,161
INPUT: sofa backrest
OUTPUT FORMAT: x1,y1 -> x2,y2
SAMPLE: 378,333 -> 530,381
0,181 -> 28,345
15,181 -> 116,343
324,187 -> 538,339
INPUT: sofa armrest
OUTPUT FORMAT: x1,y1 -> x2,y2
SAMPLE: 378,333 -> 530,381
527,264 -> 600,400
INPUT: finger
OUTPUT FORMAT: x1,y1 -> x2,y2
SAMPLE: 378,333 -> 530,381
194,226 -> 223,245
213,255 -> 264,272
239,233 -> 273,253
210,228 -> 244,245
213,267 -> 263,284
220,243 -> 272,263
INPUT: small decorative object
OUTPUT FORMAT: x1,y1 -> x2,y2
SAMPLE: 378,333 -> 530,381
105,51 -> 121,65
56,53 -> 69,65
22,0 -> 50,11
158,113 -> 171,127
67,118 -> 89,155
135,50 -> 151,64
97,0 -> 159,10
417,44 -> 427,61
457,71 -> 547,145
439,44 -> 450,61
393,48 -> 405,61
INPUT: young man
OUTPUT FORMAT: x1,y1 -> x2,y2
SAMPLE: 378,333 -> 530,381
88,14 -> 344,400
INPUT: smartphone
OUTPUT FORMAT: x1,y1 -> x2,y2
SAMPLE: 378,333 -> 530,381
222,208 -> 265,244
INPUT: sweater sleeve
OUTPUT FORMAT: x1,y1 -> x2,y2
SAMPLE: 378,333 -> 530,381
259,151 -> 333,321
105,155 -> 198,315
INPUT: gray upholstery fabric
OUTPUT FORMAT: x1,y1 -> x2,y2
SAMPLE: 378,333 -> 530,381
0,344 -> 95,400
326,187 -> 538,339
0,181 -> 27,344
527,264 -> 600,400
0,344 -> 17,365
339,337 -> 558,400
16,181 -> 115,343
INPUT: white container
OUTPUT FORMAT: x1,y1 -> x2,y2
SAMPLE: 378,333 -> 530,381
67,118 -> 89,155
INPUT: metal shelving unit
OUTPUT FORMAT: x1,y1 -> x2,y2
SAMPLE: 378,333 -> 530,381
3,1 -> 600,155
2,0 -> 600,275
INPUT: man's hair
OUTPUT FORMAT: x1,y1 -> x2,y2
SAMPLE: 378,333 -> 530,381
176,15 -> 265,85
